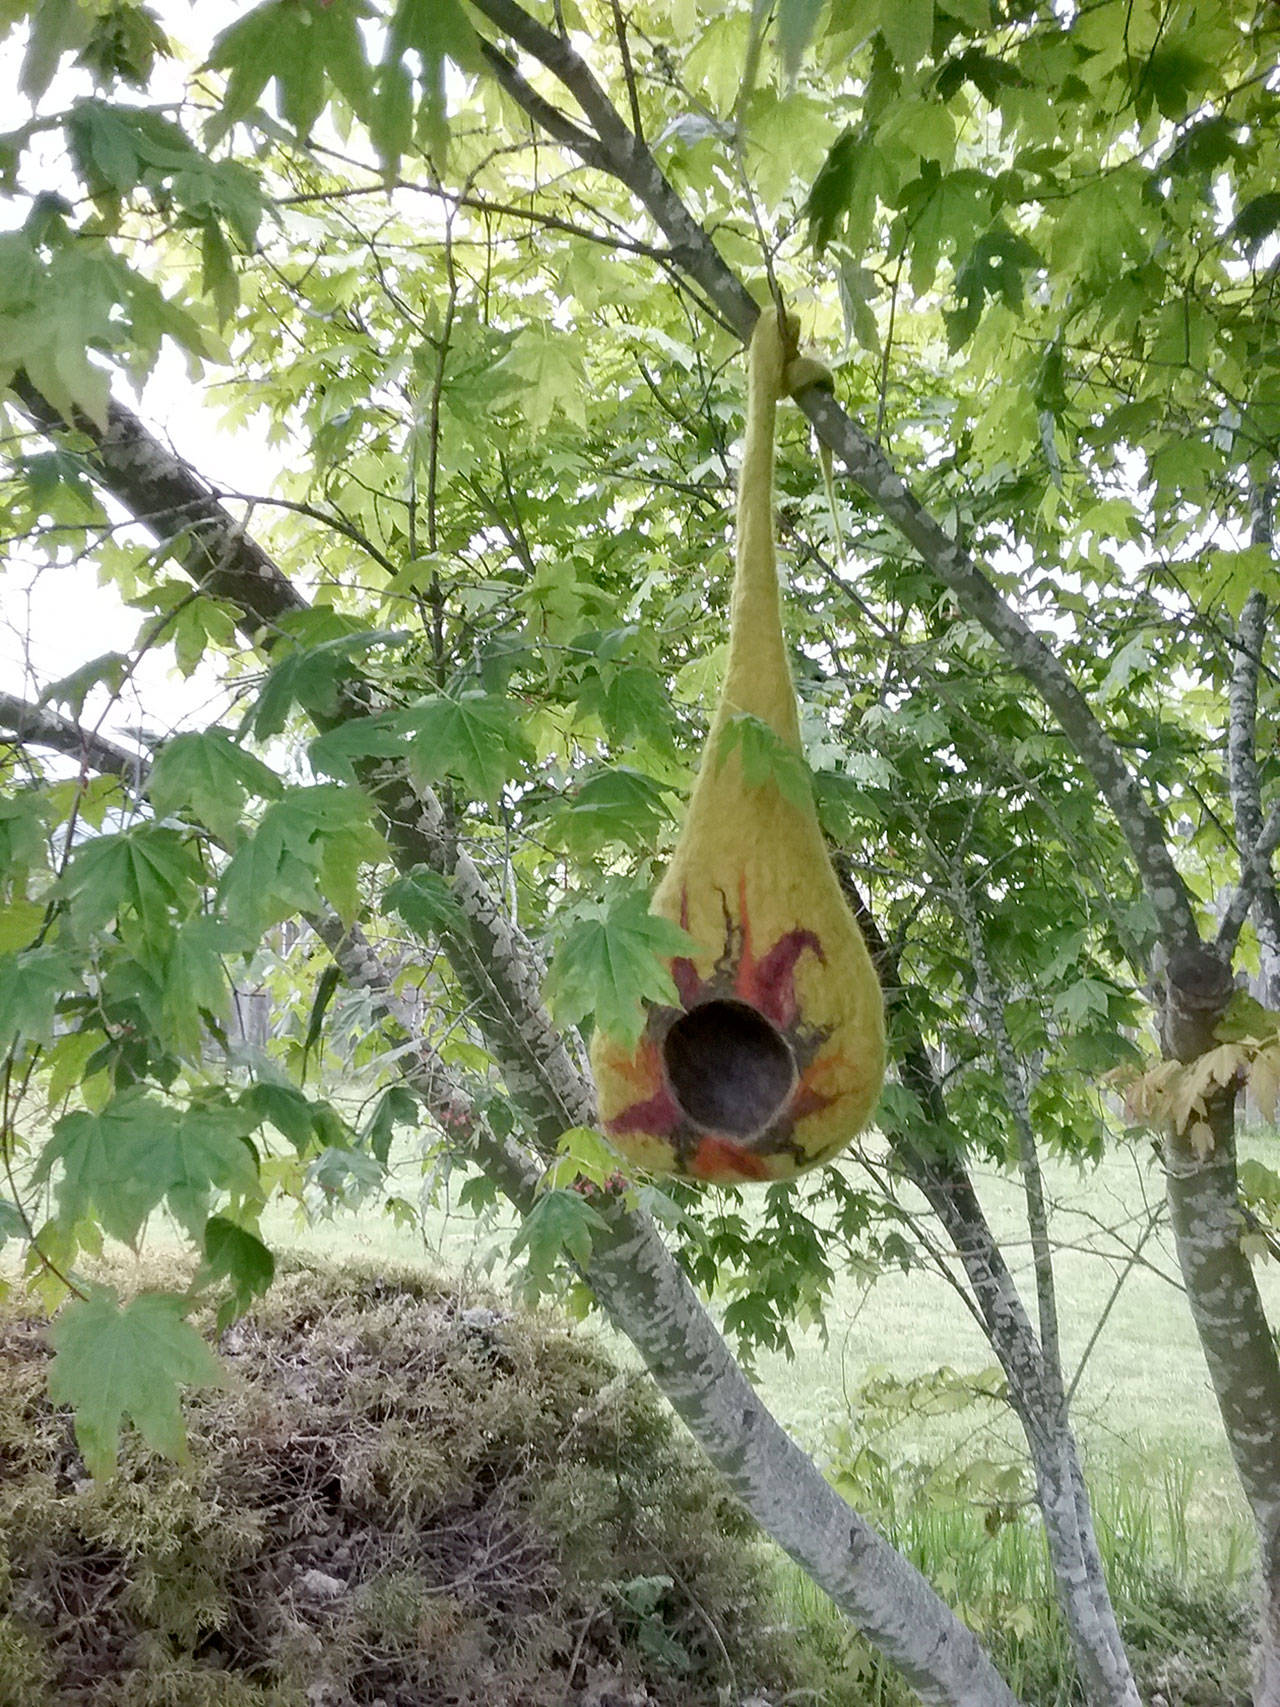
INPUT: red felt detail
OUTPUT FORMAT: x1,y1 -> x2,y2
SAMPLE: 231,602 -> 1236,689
688,1134 -> 774,1182
730,874 -> 822,1028
671,889 -> 706,1007
751,929 -> 824,1027
607,1080 -> 683,1138
671,955 -> 704,1009
788,1080 -> 835,1123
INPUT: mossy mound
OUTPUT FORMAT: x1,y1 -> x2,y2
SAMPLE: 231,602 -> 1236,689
0,1263 -> 794,1706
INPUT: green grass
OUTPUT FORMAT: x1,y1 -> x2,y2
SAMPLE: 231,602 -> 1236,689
745,1130 -> 1280,1544
25,1106 -> 1271,1571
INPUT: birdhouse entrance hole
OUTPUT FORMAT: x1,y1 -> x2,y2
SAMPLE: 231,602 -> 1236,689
662,999 -> 797,1139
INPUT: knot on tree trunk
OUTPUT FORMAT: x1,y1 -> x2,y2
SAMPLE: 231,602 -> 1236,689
1159,944 -> 1235,1063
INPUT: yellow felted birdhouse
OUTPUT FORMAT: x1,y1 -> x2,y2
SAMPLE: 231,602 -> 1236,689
590,308 -> 885,1183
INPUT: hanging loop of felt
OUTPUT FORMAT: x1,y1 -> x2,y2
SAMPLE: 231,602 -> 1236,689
717,310 -> 832,750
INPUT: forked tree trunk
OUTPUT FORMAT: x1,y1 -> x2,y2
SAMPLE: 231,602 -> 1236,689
904,1150 -> 1142,1707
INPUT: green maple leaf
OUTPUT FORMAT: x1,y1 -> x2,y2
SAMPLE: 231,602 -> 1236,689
545,892 -> 700,1047
66,100 -> 267,251
311,789 -> 388,927
377,0 -> 479,167
48,1286 -> 223,1478
39,652 -> 129,719
33,1093 -> 257,1244
210,790 -> 369,930
162,1104 -> 259,1235
384,866 -> 466,939
0,235 -> 122,427
240,1080 -> 318,1152
402,692 -> 533,804
386,0 -> 479,66
200,1215 -> 275,1330
879,0 -> 934,70
159,915 -> 236,1057
896,163 -> 994,296
777,0 -> 825,83
59,825 -> 203,947
575,665 -> 673,749
362,1084 -> 419,1166
805,126 -> 883,257
550,767 -> 669,856
148,729 -> 283,845
947,221 -> 1043,350
511,1188 -> 610,1303
0,947 -> 75,1054
218,828 -> 320,935
206,0 -> 372,143
0,1198 -> 26,1252
0,790 -> 49,877
307,712 -> 406,783
245,628 -> 405,741
716,714 -> 813,810
493,324 -> 588,435
1233,192 -> 1280,258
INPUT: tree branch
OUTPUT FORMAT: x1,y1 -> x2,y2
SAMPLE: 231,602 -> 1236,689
10,378 -> 307,641
467,0 -> 1199,960
1217,800 -> 1280,958
837,859 -> 1138,1703
476,38 -> 614,173
948,868 -> 1063,1389
1220,481 -> 1280,989
0,689 -> 149,786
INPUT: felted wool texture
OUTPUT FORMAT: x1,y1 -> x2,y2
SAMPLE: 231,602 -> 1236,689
591,309 -> 885,1183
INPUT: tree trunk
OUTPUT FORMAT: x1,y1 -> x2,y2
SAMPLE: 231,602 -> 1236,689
841,866 -> 1140,1707
1161,951 -> 1280,1706
904,1148 -> 1141,1707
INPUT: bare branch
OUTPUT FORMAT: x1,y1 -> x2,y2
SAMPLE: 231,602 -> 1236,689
1220,481 -> 1280,985
609,0 -> 645,143
0,690 -> 149,786
947,866 -> 1064,1394
10,378 -> 307,642
1218,800 -> 1280,957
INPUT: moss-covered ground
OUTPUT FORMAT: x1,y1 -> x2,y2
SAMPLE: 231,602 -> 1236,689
0,1262 -> 799,1706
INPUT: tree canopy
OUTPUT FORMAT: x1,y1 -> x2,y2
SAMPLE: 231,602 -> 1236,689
3,4 -> 1280,1704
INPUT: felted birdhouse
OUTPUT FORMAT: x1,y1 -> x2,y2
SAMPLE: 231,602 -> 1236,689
590,308 -> 885,1183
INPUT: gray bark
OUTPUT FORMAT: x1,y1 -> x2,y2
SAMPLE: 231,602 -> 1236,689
1224,484 -> 1280,1003
1159,948 -> 1280,1705
1227,628 -> 1280,997
949,876 -> 1139,1707
840,864 -> 1140,1707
